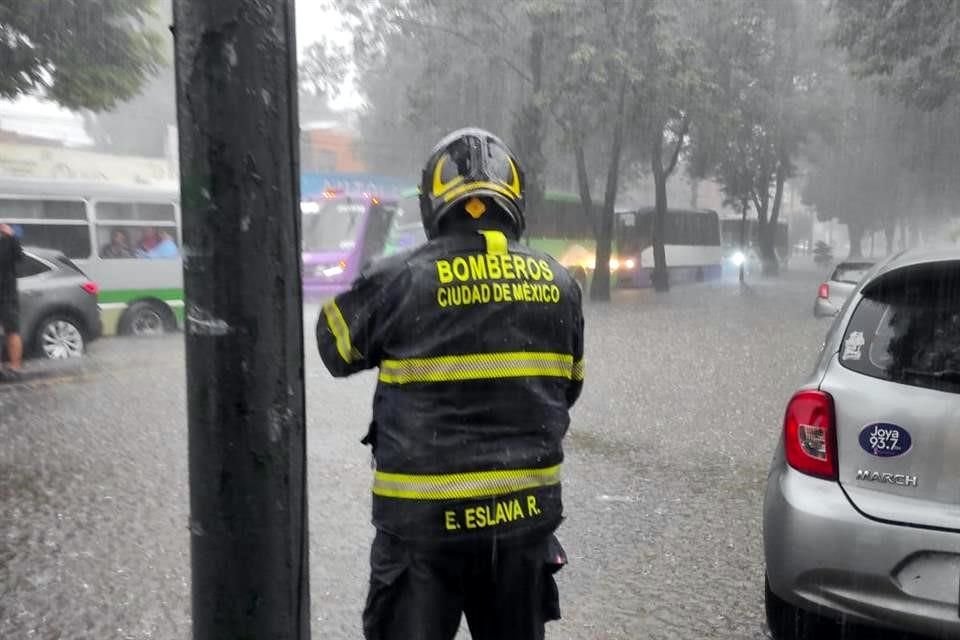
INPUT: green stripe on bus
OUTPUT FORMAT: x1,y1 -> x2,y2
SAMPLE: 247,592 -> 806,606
98,288 -> 184,304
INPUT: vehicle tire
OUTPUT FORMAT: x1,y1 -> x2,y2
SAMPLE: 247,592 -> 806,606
765,577 -> 839,640
34,314 -> 86,360
120,301 -> 173,337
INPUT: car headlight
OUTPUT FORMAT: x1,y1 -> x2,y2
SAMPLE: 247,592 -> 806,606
322,265 -> 344,277
314,262 -> 346,278
624,258 -> 636,270
730,251 -> 746,267
609,258 -> 620,271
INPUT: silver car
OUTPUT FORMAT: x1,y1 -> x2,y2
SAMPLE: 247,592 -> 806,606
813,260 -> 875,318
764,249 -> 960,639
16,247 -> 102,359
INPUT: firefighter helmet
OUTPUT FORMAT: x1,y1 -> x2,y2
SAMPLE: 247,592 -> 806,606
419,128 -> 525,239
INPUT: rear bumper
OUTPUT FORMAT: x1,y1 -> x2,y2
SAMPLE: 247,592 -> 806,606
813,297 -> 838,317
764,463 -> 960,637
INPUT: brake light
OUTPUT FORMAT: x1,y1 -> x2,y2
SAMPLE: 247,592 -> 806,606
818,283 -> 829,299
783,390 -> 837,480
81,281 -> 99,296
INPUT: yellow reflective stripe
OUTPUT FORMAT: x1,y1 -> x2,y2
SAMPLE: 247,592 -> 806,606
478,229 -> 508,255
441,180 -> 520,204
572,359 -> 585,381
373,464 -> 561,500
322,300 -> 358,364
432,155 -> 464,197
378,351 -> 575,384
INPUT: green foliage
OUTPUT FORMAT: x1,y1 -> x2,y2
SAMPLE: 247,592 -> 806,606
833,0 -> 960,111
299,40 -> 348,100
689,0 -> 833,272
0,0 -> 164,112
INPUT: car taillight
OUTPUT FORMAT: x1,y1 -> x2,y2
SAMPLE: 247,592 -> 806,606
783,390 -> 837,480
817,283 -> 829,299
81,281 -> 99,296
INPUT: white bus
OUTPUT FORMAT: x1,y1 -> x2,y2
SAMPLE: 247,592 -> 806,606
613,207 -> 723,287
0,177 -> 182,336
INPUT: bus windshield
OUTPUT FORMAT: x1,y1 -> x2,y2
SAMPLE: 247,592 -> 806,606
302,201 -> 366,253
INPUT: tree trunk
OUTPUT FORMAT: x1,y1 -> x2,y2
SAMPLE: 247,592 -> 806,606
651,160 -> 669,292
512,27 -> 545,242
847,221 -> 865,258
649,126 -> 669,292
574,142 -> 597,240
739,202 -> 748,283
590,76 -> 628,302
759,164 -> 786,276
883,219 -> 896,255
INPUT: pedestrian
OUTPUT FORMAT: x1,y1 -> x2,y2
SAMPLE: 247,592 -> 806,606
145,229 -> 179,258
0,223 -> 24,380
317,128 -> 585,640
101,228 -> 134,259
136,226 -> 160,256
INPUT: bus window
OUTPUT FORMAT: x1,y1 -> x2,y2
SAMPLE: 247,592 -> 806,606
95,202 -> 180,259
96,225 -> 179,259
302,201 -> 365,253
359,204 -> 397,265
0,198 -> 91,259
0,198 -> 86,220
95,201 -> 176,222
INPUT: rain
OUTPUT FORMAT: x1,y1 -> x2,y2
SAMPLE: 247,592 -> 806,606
1,1 -> 958,639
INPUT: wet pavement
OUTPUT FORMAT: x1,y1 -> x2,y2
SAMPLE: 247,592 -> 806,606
0,261 -> 929,639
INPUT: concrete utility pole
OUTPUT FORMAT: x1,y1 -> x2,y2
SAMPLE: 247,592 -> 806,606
172,1 -> 310,637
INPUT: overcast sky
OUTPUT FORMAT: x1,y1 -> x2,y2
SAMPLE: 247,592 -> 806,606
296,1 -> 362,110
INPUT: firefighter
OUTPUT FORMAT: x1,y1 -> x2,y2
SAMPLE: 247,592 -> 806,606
317,128 -> 585,640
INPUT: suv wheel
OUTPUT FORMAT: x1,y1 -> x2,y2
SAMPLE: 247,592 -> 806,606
35,315 -> 86,360
765,577 -> 839,640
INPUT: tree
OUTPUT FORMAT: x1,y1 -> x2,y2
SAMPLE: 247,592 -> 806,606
803,84 -> 960,258
829,0 -> 960,250
84,1 -> 174,157
634,3 -> 707,292
833,0 -> 960,111
0,0 -> 164,112
693,0 -> 831,275
542,0 -> 714,298
539,0 -> 644,301
342,0 -> 536,177
299,39 -> 348,103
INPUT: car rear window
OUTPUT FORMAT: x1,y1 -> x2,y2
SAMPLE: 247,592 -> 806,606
840,262 -> 960,394
830,262 -> 873,284
54,255 -> 86,275
16,256 -> 50,279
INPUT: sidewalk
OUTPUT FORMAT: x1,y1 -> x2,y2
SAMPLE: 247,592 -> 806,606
0,357 -> 88,386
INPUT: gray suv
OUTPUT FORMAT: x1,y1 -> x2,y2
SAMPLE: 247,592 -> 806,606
764,249 -> 960,638
12,247 -> 102,360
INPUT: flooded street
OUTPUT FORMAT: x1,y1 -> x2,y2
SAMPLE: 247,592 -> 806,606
1,264 -> 837,639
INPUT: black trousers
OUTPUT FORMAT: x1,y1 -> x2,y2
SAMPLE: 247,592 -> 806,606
363,531 -> 567,640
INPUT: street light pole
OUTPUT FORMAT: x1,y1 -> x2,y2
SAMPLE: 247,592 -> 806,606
172,1 -> 310,638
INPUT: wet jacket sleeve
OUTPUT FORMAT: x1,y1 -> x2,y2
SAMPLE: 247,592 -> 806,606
316,269 -> 399,377
567,290 -> 585,408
